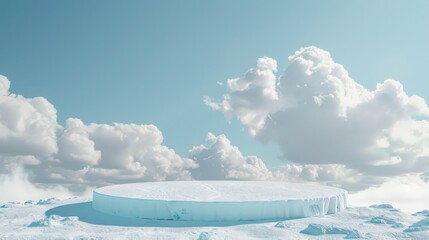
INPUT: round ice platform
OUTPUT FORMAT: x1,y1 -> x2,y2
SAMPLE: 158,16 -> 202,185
92,181 -> 347,221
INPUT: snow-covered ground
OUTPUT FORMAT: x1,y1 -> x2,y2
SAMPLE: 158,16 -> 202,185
1,197 -> 429,239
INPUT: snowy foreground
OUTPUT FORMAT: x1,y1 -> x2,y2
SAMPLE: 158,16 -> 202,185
1,197 -> 429,239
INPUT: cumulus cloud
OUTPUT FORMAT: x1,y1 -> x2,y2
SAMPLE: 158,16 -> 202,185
188,132 -> 367,190
189,133 -> 274,180
0,164 -> 75,203
1,77 -> 242,199
79,121 -> 197,184
280,163 -> 385,191
0,76 -> 198,197
0,75 -> 58,158
0,75 -> 10,95
42,120 -> 198,187
348,174 -> 429,213
56,118 -> 101,170
205,57 -> 280,135
3,46 -> 429,202
207,46 -> 429,189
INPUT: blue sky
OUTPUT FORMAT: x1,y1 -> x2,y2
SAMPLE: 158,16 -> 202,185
1,0 -> 429,172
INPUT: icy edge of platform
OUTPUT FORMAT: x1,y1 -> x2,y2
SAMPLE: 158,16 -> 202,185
92,191 -> 347,221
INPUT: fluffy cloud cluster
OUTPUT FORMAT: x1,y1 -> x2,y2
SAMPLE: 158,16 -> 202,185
205,57 -> 280,135
189,133 -> 274,180
0,70 -> 360,197
0,75 -> 198,197
0,164 -> 75,203
2,73 -> 293,199
348,174 -> 429,212
207,46 -> 429,189
2,46 -> 429,203
0,76 -> 58,158
55,119 -> 197,185
188,132 -> 364,190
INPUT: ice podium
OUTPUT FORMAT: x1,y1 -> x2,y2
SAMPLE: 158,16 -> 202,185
93,181 -> 347,222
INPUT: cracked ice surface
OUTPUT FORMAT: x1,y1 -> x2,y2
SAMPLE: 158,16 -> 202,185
93,181 -> 347,221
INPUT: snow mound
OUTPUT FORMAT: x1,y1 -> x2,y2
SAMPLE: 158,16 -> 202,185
25,198 -> 61,205
274,221 -> 290,228
0,202 -> 20,208
93,181 -> 347,221
74,237 -> 102,240
369,204 -> 399,212
197,232 -> 218,240
368,216 -> 404,228
300,224 -> 360,239
2,197 -> 429,239
414,210 -> 429,217
370,204 -> 394,209
35,198 -> 61,205
404,218 -> 429,232
28,215 -> 78,227
1,198 -> 61,208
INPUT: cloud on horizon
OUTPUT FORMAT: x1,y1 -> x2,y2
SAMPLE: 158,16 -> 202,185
0,71 -> 359,200
0,75 -> 198,199
190,133 -> 272,180
1,46 -> 429,208
206,46 -> 429,190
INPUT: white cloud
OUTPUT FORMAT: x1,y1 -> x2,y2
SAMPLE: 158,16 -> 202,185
2,45 -> 429,207
0,164 -> 75,203
280,163 -> 384,191
0,80 -> 58,158
0,75 -> 10,96
205,56 -> 280,136
0,76 -> 198,198
79,121 -> 197,184
188,133 -> 364,189
207,46 -> 429,189
56,118 -> 101,170
189,133 -> 273,180
45,120 -> 199,187
348,174 -> 429,213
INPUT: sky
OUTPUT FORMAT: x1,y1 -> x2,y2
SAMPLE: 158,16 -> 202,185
1,0 -> 429,212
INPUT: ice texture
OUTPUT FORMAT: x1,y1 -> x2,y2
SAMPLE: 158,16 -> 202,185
93,181 -> 347,221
